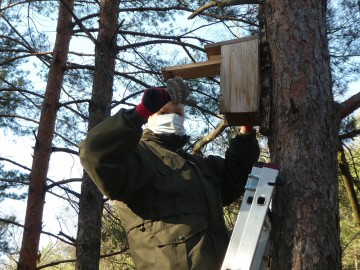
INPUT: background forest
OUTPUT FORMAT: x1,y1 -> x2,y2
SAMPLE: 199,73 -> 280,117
0,0 -> 359,269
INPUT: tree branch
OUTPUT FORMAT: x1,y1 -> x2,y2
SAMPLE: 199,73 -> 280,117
117,40 -> 204,53
0,157 -> 32,172
46,189 -> 80,203
339,91 -> 360,119
191,121 -> 227,154
0,218 -> 75,246
0,178 -> 29,185
0,14 -> 51,67
46,178 -> 82,190
188,1 -> 219,20
188,0 -> 260,20
0,51 -> 52,66
339,128 -> 360,140
58,231 -> 76,244
36,259 -> 75,269
59,0 -> 97,44
51,147 -> 78,156
0,157 -> 81,199
35,247 -> 130,269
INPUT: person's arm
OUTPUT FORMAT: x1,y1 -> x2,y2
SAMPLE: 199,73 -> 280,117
204,127 -> 260,206
79,109 -> 145,199
79,88 -> 171,200
222,129 -> 260,205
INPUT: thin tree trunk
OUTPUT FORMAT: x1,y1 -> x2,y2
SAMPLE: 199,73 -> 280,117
338,145 -> 360,227
263,0 -> 342,268
75,1 -> 120,269
17,1 -> 74,269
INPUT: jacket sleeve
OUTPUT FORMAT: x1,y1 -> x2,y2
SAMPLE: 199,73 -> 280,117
79,109 -> 153,200
204,133 -> 260,206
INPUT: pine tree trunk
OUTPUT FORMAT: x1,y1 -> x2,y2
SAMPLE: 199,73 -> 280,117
262,0 -> 342,268
75,1 -> 120,269
17,1 -> 74,269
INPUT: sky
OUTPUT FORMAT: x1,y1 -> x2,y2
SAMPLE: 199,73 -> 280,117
1,1 -> 360,261
1,79 -> 359,252
0,135 -> 83,250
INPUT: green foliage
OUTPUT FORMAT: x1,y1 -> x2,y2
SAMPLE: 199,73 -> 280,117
339,126 -> 360,269
0,215 -> 16,255
101,204 -> 128,252
223,197 -> 242,232
0,4 -> 42,136
0,165 -> 26,259
341,116 -> 357,134
37,241 -> 76,270
339,180 -> 360,269
0,165 -> 28,203
327,0 -> 360,96
99,203 -> 134,269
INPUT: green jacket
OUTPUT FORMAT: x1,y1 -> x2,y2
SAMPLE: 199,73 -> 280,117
79,109 -> 260,270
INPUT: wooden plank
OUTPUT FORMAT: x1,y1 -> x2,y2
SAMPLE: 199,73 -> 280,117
223,112 -> 259,126
207,54 -> 221,61
161,58 -> 220,80
205,35 -> 258,58
220,38 -> 259,123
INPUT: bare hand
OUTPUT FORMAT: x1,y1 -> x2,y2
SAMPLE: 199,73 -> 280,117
239,125 -> 254,135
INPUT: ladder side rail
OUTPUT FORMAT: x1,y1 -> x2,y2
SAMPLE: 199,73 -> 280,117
221,164 -> 264,270
234,166 -> 278,269
250,215 -> 271,270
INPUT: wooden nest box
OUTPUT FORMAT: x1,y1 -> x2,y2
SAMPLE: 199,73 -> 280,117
161,36 -> 259,126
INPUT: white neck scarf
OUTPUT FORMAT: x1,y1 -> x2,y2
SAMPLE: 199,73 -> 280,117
147,113 -> 186,136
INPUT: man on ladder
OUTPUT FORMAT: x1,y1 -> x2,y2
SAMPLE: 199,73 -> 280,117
79,81 -> 261,270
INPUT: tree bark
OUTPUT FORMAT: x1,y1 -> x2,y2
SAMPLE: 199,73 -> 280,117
263,0 -> 342,268
75,1 -> 120,269
17,1 -> 74,269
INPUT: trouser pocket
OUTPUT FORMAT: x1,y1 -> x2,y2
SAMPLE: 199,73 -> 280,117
153,219 -> 207,270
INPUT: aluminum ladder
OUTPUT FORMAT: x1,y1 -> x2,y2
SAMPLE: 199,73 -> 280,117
221,162 -> 280,270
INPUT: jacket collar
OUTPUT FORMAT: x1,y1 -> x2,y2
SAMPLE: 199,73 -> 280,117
141,129 -> 189,170
141,129 -> 189,152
